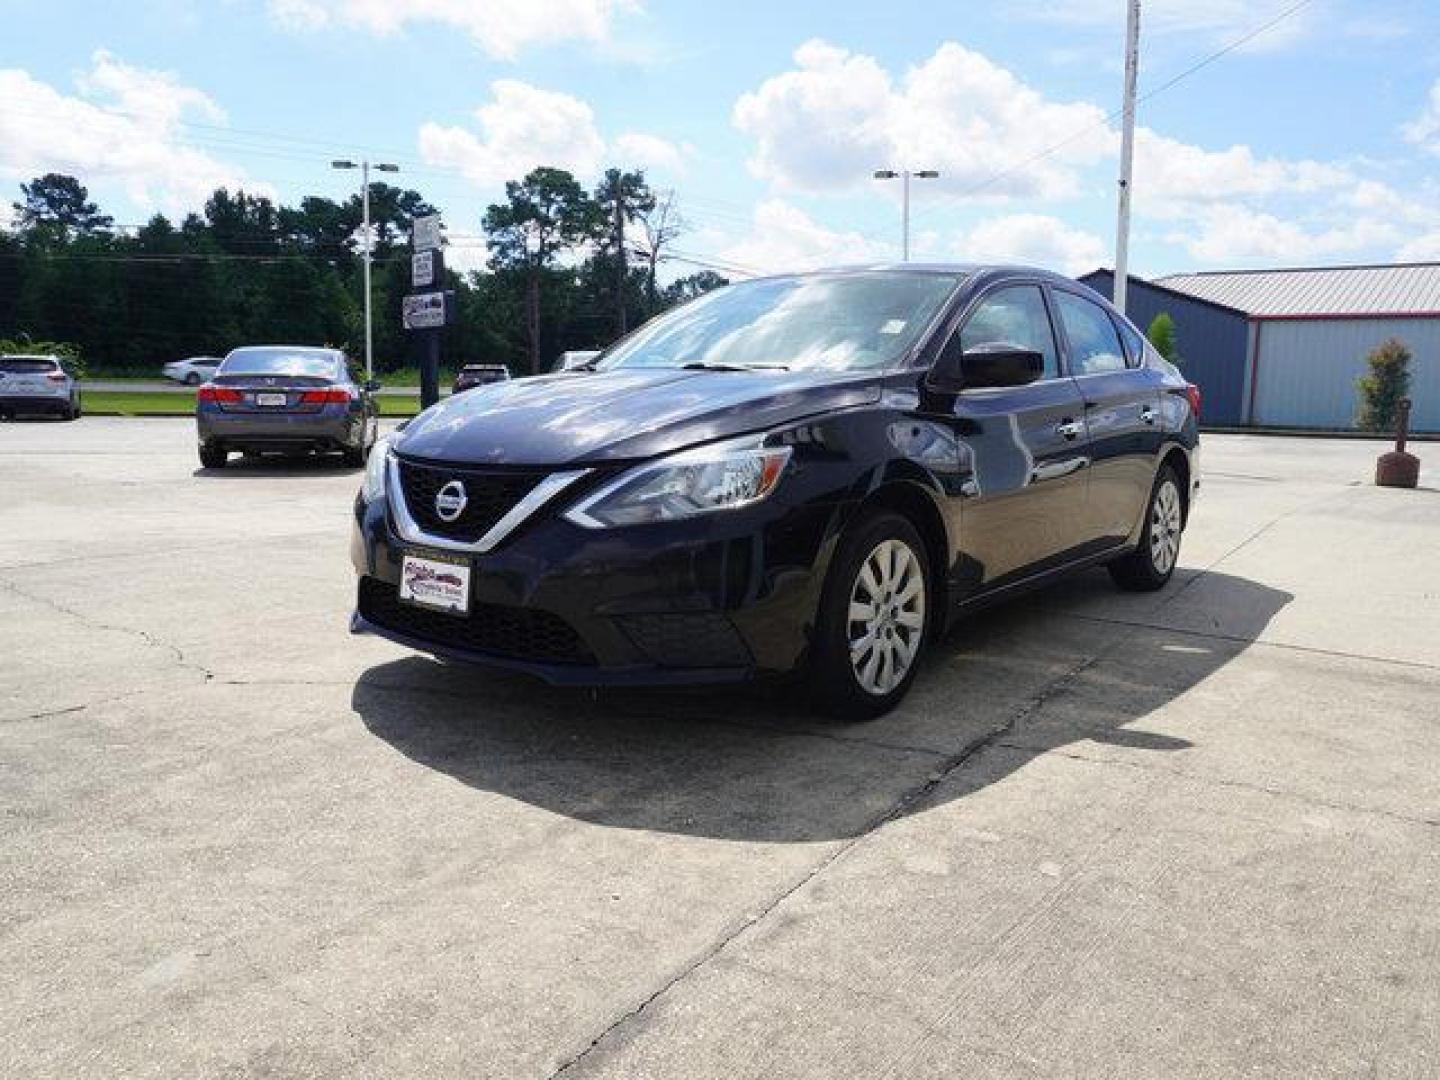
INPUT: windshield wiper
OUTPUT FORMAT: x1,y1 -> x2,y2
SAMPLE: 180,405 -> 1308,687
680,361 -> 789,372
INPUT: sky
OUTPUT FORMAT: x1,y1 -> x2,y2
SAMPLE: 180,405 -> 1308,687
3,0 -> 1440,282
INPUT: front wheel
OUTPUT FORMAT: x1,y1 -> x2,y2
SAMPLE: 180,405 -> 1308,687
1108,466 -> 1184,592
810,511 -> 931,722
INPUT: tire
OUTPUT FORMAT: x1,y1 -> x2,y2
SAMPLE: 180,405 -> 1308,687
342,442 -> 367,468
199,441 -> 228,469
809,510 -> 931,722
1107,465 -> 1184,592
184,372 -> 202,386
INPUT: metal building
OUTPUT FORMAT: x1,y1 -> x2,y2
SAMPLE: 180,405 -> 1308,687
1157,263 -> 1440,432
1078,269 -> 1250,425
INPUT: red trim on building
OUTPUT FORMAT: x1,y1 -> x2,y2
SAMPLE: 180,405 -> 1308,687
1251,311 -> 1440,322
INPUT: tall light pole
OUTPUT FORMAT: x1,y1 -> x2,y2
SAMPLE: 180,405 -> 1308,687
873,169 -> 939,262
332,159 -> 399,382
1113,0 -> 1141,315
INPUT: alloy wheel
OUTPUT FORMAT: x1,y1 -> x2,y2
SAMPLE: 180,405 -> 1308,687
847,538 -> 926,696
1149,479 -> 1182,575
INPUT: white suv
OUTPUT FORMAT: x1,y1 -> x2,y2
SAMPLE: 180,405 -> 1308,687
0,355 -> 82,420
163,356 -> 222,386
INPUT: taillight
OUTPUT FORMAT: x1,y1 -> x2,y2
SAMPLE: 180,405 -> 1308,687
299,388 -> 354,404
1184,383 -> 1202,423
197,385 -> 243,403
46,372 -> 67,382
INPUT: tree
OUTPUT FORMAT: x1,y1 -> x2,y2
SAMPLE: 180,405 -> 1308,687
1355,337 -> 1412,432
484,168 -> 602,373
1146,311 -> 1181,366
664,270 -> 729,304
593,168 -> 654,336
12,174 -> 113,241
633,188 -> 686,312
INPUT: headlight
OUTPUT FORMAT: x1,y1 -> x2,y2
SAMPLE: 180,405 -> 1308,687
360,436 -> 393,503
564,437 -> 792,528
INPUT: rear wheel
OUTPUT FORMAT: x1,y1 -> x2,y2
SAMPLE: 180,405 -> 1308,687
199,441 -> 228,469
184,372 -> 202,386
342,442 -> 367,468
1108,466 -> 1184,592
810,510 -> 930,722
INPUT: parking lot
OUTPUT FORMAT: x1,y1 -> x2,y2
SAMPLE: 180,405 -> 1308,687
2,418 -> 1437,1078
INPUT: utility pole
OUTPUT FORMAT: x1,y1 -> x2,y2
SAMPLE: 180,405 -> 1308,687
1113,0 -> 1141,316
873,169 -> 939,262
614,172 -> 627,336
332,159 -> 399,382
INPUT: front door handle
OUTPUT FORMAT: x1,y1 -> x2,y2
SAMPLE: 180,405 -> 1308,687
1056,419 -> 1084,440
1139,406 -> 1157,425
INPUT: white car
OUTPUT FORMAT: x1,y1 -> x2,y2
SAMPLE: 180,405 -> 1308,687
163,356 -> 223,386
0,354 -> 81,420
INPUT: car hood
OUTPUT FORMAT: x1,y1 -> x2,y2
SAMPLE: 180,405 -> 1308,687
393,368 -> 882,465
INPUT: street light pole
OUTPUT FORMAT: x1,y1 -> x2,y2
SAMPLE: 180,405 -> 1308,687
332,159 -> 399,383
1113,0 -> 1141,316
873,169 -> 939,262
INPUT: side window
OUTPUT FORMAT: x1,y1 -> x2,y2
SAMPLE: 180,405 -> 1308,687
1054,290 -> 1127,375
1116,317 -> 1146,369
954,285 -> 1059,380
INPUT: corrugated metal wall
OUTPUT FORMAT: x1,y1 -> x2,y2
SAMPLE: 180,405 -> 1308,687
1253,318 -> 1440,431
1078,271 -> 1249,424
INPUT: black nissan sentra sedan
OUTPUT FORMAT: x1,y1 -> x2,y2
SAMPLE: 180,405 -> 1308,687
196,345 -> 379,469
351,265 -> 1199,719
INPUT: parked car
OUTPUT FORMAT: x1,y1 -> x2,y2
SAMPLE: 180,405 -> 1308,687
554,350 -> 601,372
452,364 -> 511,394
0,354 -> 81,420
350,265 -> 1200,719
196,345 -> 379,469
163,356 -> 222,386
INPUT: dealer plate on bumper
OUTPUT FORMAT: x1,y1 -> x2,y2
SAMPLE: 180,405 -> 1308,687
399,551 -> 471,615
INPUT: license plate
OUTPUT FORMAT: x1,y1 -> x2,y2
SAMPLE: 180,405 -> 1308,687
255,392 -> 287,406
399,552 -> 471,615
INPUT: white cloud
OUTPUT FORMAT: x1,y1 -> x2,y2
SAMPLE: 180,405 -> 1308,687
1134,129 -> 1354,209
1401,80 -> 1440,155
732,40 -> 1110,200
267,0 -> 637,59
716,199 -> 890,274
418,80 -> 684,190
613,132 -> 692,176
419,80 -> 608,186
1166,205 -> 1402,263
0,51 -> 256,217
947,214 -> 1106,275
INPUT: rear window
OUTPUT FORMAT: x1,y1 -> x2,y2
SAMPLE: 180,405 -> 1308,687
220,348 -> 340,379
0,357 -> 59,374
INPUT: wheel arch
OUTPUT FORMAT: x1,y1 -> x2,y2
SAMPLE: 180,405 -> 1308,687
851,479 -> 951,637
1158,444 -> 1192,526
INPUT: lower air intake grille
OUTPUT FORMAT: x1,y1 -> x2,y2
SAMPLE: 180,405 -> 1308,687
615,612 -> 752,668
358,577 -> 592,665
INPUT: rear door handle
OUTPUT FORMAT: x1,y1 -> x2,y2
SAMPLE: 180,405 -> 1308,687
1056,420 -> 1084,440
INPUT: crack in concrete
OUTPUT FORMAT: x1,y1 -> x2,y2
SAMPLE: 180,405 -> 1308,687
0,576 -> 215,682
997,739 -> 1440,829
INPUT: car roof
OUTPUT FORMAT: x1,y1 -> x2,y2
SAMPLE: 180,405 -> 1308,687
1,353 -> 60,361
225,345 -> 339,356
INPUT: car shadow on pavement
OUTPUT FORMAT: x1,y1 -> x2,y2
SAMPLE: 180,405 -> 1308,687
352,569 -> 1291,843
193,456 -> 361,478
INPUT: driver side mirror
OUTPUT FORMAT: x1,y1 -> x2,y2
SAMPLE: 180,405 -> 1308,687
927,342 -> 1044,393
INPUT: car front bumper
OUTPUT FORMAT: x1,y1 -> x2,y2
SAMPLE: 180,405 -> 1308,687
349,484 -> 842,686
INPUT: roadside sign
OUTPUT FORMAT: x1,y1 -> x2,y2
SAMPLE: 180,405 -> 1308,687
412,214 -> 442,252
412,249 -> 442,289
402,291 -> 449,330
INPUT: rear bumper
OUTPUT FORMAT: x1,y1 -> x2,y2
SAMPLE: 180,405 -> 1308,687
198,407 -> 362,450
0,394 -> 69,413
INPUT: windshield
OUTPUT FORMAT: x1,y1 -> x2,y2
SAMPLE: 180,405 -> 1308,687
600,272 -> 963,373
220,348 -> 341,379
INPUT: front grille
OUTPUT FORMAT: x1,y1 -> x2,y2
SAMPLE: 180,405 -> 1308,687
615,612 -> 753,668
396,457 -> 550,543
358,577 -> 592,665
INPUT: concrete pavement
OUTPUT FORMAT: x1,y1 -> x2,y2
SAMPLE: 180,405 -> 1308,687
1,420 -> 1437,1078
